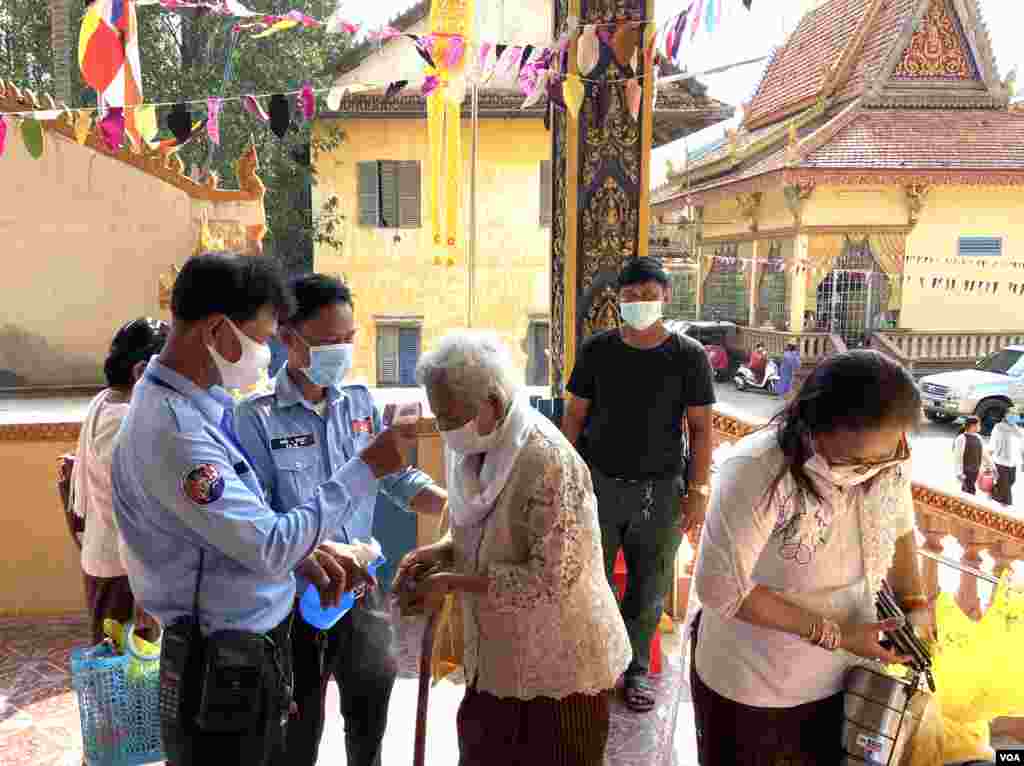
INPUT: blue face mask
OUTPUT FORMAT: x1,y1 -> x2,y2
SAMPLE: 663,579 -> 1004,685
301,342 -> 354,388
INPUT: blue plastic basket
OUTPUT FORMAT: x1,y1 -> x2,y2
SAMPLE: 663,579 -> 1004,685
70,623 -> 164,766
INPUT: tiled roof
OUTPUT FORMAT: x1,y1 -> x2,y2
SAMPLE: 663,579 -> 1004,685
334,1 -> 429,75
743,0 -> 870,127
799,109 -> 1024,169
833,0 -> 917,104
678,112 -> 836,198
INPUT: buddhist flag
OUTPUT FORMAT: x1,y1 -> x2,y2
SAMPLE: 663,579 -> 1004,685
79,1 -> 144,142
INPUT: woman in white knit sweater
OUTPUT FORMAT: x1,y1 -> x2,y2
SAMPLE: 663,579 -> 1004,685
395,331 -> 630,766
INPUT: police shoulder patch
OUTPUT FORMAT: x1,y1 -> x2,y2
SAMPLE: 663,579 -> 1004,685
182,463 -> 226,506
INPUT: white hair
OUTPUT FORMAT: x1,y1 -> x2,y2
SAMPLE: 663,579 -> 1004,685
416,330 -> 521,408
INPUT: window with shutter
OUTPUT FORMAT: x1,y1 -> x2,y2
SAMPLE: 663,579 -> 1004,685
397,327 -> 421,386
957,236 -> 1003,257
377,326 -> 399,385
357,161 -> 380,227
539,160 -> 552,227
379,160 -> 399,229
397,161 -> 422,229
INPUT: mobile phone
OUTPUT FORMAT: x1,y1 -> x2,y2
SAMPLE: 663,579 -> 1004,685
383,402 -> 422,427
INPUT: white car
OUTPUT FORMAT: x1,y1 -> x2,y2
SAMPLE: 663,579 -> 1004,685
919,345 -> 1024,434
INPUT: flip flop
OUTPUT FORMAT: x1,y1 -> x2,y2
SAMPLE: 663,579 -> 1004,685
623,674 -> 656,713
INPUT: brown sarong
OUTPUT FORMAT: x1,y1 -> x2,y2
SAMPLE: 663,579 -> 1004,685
690,611 -> 844,765
83,573 -> 136,646
456,686 -> 610,766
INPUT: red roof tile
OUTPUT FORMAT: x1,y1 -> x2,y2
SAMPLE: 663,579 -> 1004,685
799,109 -> 1024,169
744,0 -> 870,127
833,0 -> 918,103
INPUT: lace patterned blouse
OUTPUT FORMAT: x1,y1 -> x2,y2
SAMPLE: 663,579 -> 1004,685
693,427 -> 916,708
450,418 -> 632,701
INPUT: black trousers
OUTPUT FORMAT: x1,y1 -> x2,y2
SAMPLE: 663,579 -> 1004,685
994,464 -> 1016,506
273,588 -> 397,766
690,611 -> 844,765
590,465 -> 682,678
961,470 -> 979,495
160,616 -> 292,766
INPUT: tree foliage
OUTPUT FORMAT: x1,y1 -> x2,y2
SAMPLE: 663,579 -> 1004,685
0,0 -> 352,273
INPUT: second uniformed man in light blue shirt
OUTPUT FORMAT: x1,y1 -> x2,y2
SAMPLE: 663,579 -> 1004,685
113,254 -> 418,766
234,274 -> 446,766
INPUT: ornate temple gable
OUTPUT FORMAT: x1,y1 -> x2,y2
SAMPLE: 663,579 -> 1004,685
891,0 -> 978,81
0,80 -> 265,203
865,0 -> 1008,109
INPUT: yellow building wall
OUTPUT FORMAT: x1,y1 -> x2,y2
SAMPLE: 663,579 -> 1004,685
757,188 -> 794,231
0,436 -> 82,615
801,185 -> 1024,332
313,117 -> 551,385
902,186 -> 1024,331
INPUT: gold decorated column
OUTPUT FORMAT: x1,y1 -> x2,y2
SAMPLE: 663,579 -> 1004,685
550,0 -> 655,394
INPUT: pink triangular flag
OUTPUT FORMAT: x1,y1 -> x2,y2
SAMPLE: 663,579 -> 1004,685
99,107 -> 125,151
0,115 -> 6,158
300,82 -> 316,121
242,95 -> 269,122
207,98 -> 222,145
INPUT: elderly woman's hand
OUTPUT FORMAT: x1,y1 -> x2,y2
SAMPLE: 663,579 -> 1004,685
393,541 -> 453,592
407,572 -> 455,615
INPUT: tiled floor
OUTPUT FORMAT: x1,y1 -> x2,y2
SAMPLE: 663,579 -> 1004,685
0,611 -> 695,766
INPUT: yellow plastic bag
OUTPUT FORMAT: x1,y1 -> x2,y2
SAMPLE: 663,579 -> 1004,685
906,693 -> 944,766
921,577 -> 1024,764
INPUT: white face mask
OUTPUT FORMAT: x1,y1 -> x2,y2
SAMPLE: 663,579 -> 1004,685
440,415 -> 499,456
208,318 -> 272,392
299,338 -> 354,389
620,300 -> 663,331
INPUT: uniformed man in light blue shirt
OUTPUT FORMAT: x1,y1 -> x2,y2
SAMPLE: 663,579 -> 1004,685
234,274 -> 446,766
112,254 -> 418,766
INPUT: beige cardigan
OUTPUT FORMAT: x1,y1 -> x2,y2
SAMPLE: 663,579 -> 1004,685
450,419 -> 631,701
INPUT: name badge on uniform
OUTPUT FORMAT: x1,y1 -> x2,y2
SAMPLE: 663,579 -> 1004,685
352,417 -> 373,435
270,434 -> 316,450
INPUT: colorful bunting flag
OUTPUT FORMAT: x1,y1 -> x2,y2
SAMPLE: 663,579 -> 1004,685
242,95 -> 269,122
79,0 -> 144,124
299,83 -> 316,122
562,74 -> 584,119
167,103 -> 193,144
0,116 -> 7,158
269,94 -> 290,138
207,97 -> 222,144
73,111 -> 93,144
134,104 -> 158,146
692,0 -> 705,40
99,107 -> 125,151
385,81 -> 409,101
21,119 -> 44,159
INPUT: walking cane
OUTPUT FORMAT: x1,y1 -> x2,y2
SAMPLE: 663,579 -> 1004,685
414,608 -> 439,766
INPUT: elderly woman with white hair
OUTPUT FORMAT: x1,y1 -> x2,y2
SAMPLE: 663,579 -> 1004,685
394,330 -> 631,766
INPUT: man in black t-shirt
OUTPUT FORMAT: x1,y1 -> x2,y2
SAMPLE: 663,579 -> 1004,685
562,257 -> 715,714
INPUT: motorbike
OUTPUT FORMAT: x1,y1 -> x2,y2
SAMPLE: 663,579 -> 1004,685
734,359 -> 781,395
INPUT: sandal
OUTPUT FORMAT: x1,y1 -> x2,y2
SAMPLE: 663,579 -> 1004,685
623,674 -> 657,713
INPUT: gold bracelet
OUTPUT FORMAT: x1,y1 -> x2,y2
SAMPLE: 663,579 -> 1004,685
901,594 -> 930,610
819,619 -> 842,652
805,617 -> 822,646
